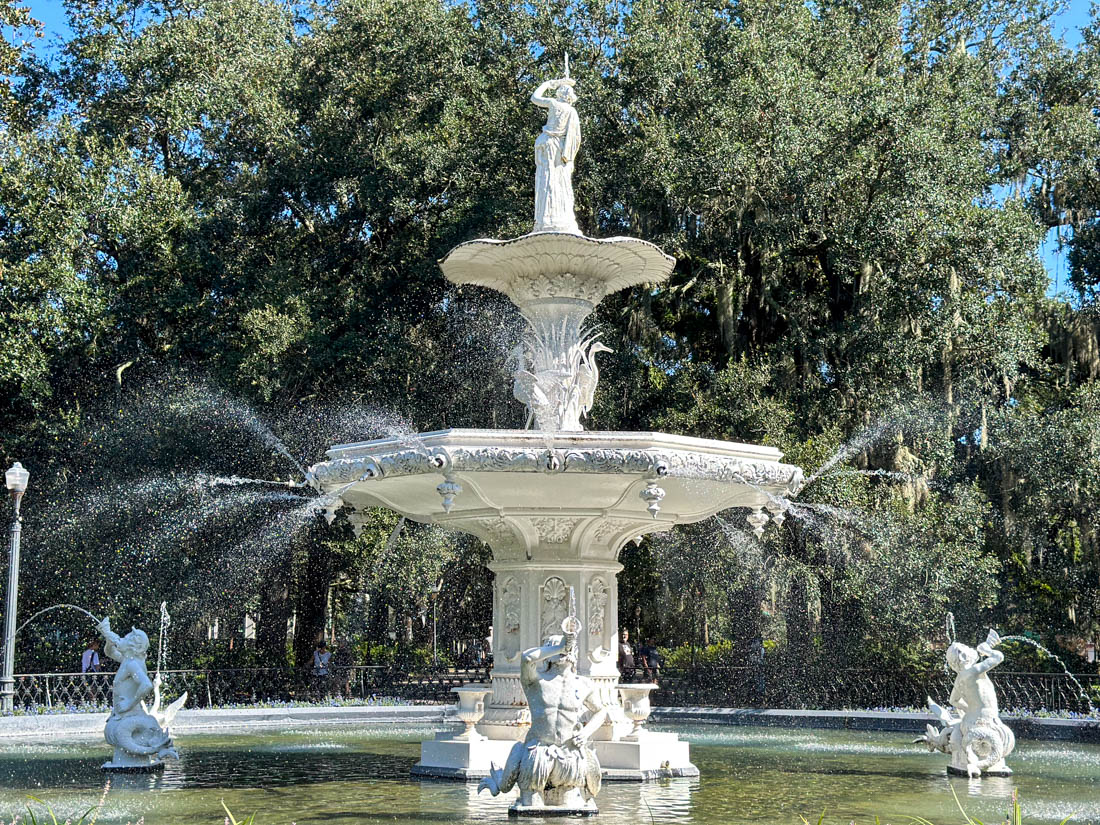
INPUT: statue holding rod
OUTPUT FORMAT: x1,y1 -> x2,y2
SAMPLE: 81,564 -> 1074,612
478,597 -> 607,813
531,57 -> 581,234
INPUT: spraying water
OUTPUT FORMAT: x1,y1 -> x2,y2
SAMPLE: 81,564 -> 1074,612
14,604 -> 100,639
999,634 -> 1094,713
156,601 -> 171,678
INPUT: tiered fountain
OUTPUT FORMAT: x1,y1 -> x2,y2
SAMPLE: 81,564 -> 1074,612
307,65 -> 804,790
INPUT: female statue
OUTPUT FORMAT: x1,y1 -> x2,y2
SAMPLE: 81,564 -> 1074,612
531,76 -> 581,234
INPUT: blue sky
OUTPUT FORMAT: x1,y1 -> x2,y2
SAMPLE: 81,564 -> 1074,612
19,0 -> 1097,297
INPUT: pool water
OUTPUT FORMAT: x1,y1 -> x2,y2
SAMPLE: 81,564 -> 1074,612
0,723 -> 1096,824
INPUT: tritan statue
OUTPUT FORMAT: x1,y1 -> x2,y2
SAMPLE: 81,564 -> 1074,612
478,614 -> 609,814
917,628 -> 1016,777
98,617 -> 187,771
531,59 -> 581,234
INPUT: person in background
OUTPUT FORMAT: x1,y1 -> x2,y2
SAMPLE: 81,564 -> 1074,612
640,638 -> 661,683
312,640 -> 332,698
81,639 -> 101,674
617,627 -> 635,683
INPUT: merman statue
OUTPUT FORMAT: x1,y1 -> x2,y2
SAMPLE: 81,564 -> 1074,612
98,616 -> 187,771
917,628 -> 1016,777
478,615 -> 609,814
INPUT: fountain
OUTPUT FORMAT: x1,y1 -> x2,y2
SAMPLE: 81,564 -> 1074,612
306,64 -> 804,800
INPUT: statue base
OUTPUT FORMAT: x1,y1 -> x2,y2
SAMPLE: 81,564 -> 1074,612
509,802 -> 598,817
414,730 -> 697,781
947,763 -> 1013,777
102,760 -> 166,773
594,732 -> 698,779
510,787 -> 598,817
414,734 -> 516,779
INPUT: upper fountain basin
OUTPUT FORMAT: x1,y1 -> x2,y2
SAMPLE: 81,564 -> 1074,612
308,429 -> 803,559
440,232 -> 675,311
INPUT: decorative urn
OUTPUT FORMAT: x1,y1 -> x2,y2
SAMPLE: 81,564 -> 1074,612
450,684 -> 492,741
616,683 -> 658,741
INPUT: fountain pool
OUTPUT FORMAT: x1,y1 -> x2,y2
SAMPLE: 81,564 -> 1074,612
1,724 -> 1097,824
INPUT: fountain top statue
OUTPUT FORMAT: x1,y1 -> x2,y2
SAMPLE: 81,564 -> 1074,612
531,72 -> 581,235
440,63 -> 675,431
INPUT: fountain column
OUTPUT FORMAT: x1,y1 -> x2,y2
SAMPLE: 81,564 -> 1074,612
480,545 -> 626,741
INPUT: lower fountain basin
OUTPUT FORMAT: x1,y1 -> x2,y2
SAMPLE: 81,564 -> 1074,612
2,723 -> 1097,824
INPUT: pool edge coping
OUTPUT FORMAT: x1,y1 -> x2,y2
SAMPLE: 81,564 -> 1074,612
1,704 -> 1097,743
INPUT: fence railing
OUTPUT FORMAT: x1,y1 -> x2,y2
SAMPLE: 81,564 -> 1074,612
11,665 -> 491,711
650,665 -> 1100,714
10,665 -> 1097,714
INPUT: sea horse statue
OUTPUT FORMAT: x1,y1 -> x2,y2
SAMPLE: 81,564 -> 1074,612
916,628 -> 1016,777
98,616 -> 188,771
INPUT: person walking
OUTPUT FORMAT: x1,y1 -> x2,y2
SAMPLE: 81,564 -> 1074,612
617,628 -> 635,683
81,639 -> 101,674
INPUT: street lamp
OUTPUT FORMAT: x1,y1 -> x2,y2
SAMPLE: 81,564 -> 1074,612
2,462 -> 29,714
430,579 -> 443,671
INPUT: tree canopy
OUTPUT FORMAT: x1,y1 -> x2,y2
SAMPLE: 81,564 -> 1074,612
1,0 -> 1098,676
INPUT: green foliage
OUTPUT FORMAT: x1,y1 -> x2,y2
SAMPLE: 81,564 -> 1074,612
1,0 -> 1098,678
222,801 -> 257,825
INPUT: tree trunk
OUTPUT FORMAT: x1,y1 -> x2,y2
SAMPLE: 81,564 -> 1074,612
257,564 -> 291,667
293,539 -> 334,675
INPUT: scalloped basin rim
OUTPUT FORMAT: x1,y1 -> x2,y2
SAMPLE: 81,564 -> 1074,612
438,231 -> 676,266
324,429 -> 786,462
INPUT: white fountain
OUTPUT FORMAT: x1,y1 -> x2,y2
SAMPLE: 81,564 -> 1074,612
307,64 -> 803,802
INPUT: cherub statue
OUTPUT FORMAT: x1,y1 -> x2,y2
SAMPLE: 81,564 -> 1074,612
917,628 -> 1016,777
478,617 -> 609,812
98,617 -> 187,771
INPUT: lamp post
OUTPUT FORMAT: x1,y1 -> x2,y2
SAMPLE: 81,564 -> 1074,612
430,579 -> 442,671
2,462 -> 29,714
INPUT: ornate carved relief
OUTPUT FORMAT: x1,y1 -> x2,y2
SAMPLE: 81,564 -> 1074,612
588,577 -> 608,639
491,673 -> 529,708
309,444 -> 803,492
477,517 -> 517,545
500,577 -> 522,658
592,518 -> 640,544
540,576 -> 569,640
530,517 -> 580,544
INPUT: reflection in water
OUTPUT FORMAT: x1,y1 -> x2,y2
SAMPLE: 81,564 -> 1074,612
1,723 -> 1098,825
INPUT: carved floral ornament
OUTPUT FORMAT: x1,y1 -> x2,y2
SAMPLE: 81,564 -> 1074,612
588,577 -> 608,637
541,576 -> 570,640
530,517 -> 581,544
309,445 -> 804,491
501,577 -> 522,635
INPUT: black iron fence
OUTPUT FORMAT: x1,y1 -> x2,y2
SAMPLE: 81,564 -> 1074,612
11,665 -> 491,711
650,665 -> 1100,714
10,665 -> 1097,714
